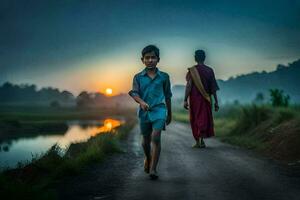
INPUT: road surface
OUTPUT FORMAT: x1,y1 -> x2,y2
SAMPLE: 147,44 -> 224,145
58,122 -> 300,200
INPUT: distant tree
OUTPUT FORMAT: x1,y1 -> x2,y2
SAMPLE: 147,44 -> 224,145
0,82 -> 16,102
38,87 -> 60,101
94,93 -> 107,106
0,82 -> 75,104
50,100 -> 60,108
276,64 -> 286,71
20,84 -> 37,101
76,91 -> 92,107
228,76 -> 235,81
61,90 -> 74,102
253,92 -> 264,104
269,89 -> 290,107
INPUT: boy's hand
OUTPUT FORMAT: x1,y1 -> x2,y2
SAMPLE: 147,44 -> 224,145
140,101 -> 150,111
214,102 -> 219,112
166,114 -> 172,125
183,101 -> 189,110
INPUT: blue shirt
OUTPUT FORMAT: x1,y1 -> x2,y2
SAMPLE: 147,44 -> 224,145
128,67 -> 172,122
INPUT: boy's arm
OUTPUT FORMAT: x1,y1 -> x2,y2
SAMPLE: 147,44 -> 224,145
166,98 -> 172,125
128,75 -> 149,110
131,96 -> 149,111
164,75 -> 172,125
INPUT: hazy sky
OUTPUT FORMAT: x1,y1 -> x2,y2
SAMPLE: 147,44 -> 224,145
1,0 -> 300,95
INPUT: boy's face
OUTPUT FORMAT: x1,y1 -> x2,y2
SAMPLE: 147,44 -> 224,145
141,51 -> 159,69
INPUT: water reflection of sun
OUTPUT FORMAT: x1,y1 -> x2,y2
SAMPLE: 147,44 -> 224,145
57,119 -> 123,147
91,118 -> 121,136
104,120 -> 113,130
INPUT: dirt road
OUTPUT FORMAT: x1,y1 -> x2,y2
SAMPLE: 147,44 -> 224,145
59,122 -> 300,200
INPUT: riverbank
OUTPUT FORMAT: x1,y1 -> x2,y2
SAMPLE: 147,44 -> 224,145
0,105 -> 135,141
0,116 -> 136,200
0,106 -> 137,200
173,105 -> 300,165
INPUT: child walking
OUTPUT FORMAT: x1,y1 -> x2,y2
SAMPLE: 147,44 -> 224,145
128,45 -> 172,180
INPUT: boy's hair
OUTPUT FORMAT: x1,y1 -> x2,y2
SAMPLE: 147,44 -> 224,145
195,49 -> 206,62
142,45 -> 160,58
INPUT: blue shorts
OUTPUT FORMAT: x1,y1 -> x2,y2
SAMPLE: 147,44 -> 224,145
139,119 -> 166,136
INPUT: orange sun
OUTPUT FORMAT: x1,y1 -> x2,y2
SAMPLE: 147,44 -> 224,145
105,88 -> 113,96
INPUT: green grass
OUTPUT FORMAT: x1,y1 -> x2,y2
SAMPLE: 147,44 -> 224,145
214,118 -> 236,137
172,111 -> 189,123
52,133 -> 121,177
216,105 -> 300,163
221,135 -> 265,150
173,104 -> 300,156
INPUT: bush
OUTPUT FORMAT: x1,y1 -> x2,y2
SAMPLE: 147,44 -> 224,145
232,105 -> 270,135
269,89 -> 290,107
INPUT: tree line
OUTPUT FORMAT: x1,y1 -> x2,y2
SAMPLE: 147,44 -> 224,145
0,82 -> 124,108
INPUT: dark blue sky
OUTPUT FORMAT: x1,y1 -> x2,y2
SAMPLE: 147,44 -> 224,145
1,0 -> 299,94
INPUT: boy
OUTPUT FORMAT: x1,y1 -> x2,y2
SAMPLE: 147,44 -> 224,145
128,45 -> 172,180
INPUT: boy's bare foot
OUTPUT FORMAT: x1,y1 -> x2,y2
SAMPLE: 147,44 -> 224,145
144,158 -> 151,174
149,170 -> 159,180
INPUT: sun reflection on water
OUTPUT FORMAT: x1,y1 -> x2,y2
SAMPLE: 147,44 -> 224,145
57,118 -> 122,148
0,118 -> 124,168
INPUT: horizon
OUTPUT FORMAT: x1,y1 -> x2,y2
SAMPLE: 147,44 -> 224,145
1,0 -> 299,95
2,57 -> 298,97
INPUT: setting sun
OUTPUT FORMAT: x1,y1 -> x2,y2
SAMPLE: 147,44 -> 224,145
105,88 -> 113,95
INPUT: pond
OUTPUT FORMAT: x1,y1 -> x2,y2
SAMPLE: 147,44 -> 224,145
0,118 -> 123,169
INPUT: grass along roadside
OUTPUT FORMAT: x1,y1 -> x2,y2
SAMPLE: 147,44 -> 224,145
0,116 -> 137,200
172,111 -> 190,123
173,105 -> 300,164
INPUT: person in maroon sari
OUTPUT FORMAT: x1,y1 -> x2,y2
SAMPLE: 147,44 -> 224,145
184,50 -> 220,148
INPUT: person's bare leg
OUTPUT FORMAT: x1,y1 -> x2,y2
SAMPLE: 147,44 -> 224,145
150,130 -> 161,177
192,130 -> 200,148
142,135 -> 151,173
192,137 -> 200,148
200,137 -> 206,148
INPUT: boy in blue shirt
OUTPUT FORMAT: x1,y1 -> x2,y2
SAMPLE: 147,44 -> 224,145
129,45 -> 172,180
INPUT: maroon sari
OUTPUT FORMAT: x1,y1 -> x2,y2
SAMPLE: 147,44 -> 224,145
186,64 -> 219,140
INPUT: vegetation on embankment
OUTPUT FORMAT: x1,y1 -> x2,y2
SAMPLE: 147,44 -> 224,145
174,105 -> 300,164
0,120 -> 136,199
0,108 -> 137,200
